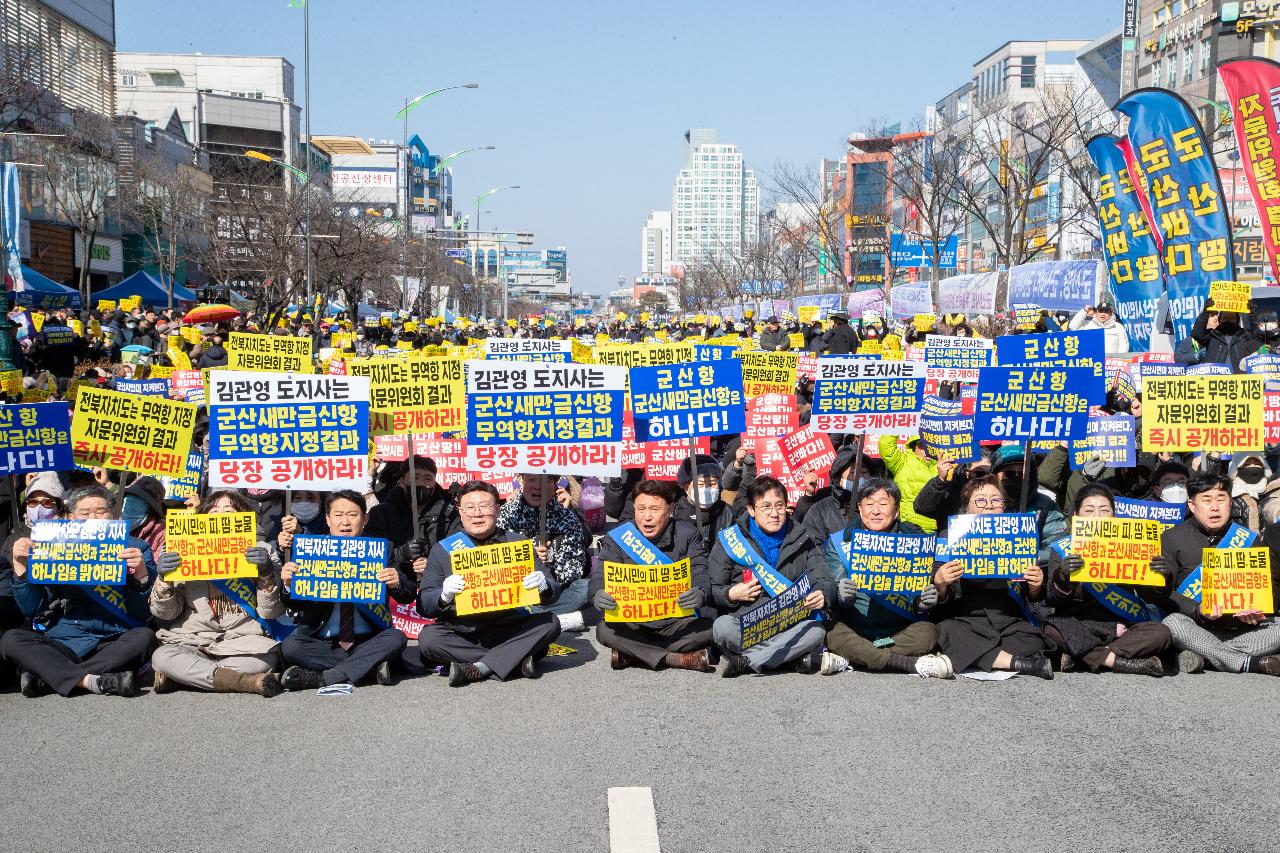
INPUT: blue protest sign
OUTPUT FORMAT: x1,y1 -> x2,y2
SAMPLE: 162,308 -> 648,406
1006,260 -> 1102,313
160,451 -> 204,501
28,519 -> 128,586
115,378 -> 169,397
844,530 -> 936,596
40,324 -> 75,347
0,402 -> 73,475
1114,497 -> 1186,526
995,328 -> 1106,379
1070,414 -> 1136,470
290,534 -> 389,604
630,359 -> 745,441
738,574 -> 814,649
694,344 -> 740,362
920,412 -> 981,464
945,513 -> 1038,579
1243,353 -> 1280,377
1185,362 -> 1231,376
975,366 -> 1096,442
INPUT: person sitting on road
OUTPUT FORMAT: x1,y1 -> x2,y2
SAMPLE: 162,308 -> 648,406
498,472 -> 591,634
593,480 -> 715,672
820,478 -> 951,678
277,490 -> 410,691
0,485 -> 155,697
418,481 -> 562,687
709,477 -> 833,677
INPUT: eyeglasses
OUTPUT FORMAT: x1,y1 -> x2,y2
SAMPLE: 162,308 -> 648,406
459,504 -> 496,516
754,502 -> 788,514
25,497 -> 58,508
971,497 -> 1006,509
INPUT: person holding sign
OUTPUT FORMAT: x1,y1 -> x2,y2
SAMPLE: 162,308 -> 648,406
498,473 -> 591,633
1160,474 -> 1280,675
1044,485 -> 1172,677
278,491 -> 411,691
149,490 -> 286,697
709,477 -> 833,677
592,480 -> 715,672
820,478 -> 951,678
0,485 -> 156,697
365,455 -> 460,566
932,476 -> 1053,679
1188,301 -> 1260,372
418,481 -> 562,687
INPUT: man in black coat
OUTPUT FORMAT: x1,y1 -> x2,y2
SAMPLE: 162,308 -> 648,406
364,455 -> 460,563
592,480 -> 715,671
821,313 -> 858,355
758,316 -> 789,352
1188,302 -> 1261,372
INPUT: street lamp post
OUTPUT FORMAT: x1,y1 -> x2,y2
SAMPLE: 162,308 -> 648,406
433,145 -> 495,176
472,185 -> 521,321
395,83 -> 479,313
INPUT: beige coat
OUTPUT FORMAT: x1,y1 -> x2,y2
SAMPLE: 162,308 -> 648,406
150,573 -> 283,657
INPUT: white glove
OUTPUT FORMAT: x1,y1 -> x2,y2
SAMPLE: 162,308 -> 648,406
522,571 -> 549,592
441,573 -> 466,604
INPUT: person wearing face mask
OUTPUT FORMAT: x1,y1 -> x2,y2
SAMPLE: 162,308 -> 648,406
877,434 -> 938,533
719,443 -> 756,514
675,454 -> 735,543
1,474 -> 67,638
1160,474 -> 1280,675
1189,303 -> 1261,372
1226,453 -> 1272,535
592,480 -> 715,672
800,439 -> 868,543
121,476 -> 168,557
990,445 -> 1067,559
365,455 -> 460,565
1146,462 -> 1189,507
354,330 -> 375,357
276,489 -> 328,553
820,478 -> 951,678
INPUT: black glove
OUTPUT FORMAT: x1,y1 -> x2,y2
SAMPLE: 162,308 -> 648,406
1151,555 -> 1171,580
244,545 -> 273,575
405,538 -> 429,561
677,588 -> 704,610
1061,554 -> 1084,582
593,589 -> 617,612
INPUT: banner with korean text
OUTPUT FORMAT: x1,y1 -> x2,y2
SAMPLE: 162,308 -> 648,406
450,539 -> 539,615
164,512 -> 257,582
603,559 -> 693,623
227,331 -> 314,373
0,402 -> 72,475
290,534 -> 388,604
71,386 -> 198,477
29,519 -> 128,586
345,356 -> 464,435
1142,375 -> 1263,452
812,358 -> 926,434
630,359 -> 745,442
1069,517 -> 1164,586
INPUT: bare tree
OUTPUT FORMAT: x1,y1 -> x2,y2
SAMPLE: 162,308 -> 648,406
122,153 -> 211,308
42,111 -> 118,302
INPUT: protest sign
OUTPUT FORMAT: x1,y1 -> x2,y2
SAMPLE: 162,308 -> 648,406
227,332 -> 313,373
484,338 -> 572,362
160,451 -> 204,501
1069,517 -> 1164,586
642,435 -> 710,480
889,284 -> 934,319
996,328 -> 1105,379
975,366 -> 1095,442
845,530 -> 936,596
289,534 -> 388,604
847,288 -> 886,319
1201,547 -> 1273,614
29,519 -> 128,586
450,539 -> 539,615
1069,414 -> 1136,470
602,558 -> 694,623
593,342 -> 695,368
41,324 -> 75,347
919,410 -> 980,464
1133,360 -> 1186,389
119,295 -> 141,313
115,378 -> 169,397
694,344 -> 741,362
0,402 -> 72,475
630,360 -> 745,441
923,335 -> 993,382
1113,497 -> 1186,526
71,386 -> 198,477
778,425 -> 836,489
739,352 -> 799,399
945,513 -> 1038,579
164,512 -> 257,583
1142,375 -> 1264,453
812,357 -> 927,434
0,368 -> 22,395
741,394 -> 800,452
937,272 -> 998,314
466,361 -> 626,477
1006,260 -> 1102,312
345,356 -> 464,435
738,574 -> 814,650
757,436 -> 806,504
207,372 -> 371,490
171,369 -> 204,402
797,305 -> 821,323
1208,280 -> 1251,314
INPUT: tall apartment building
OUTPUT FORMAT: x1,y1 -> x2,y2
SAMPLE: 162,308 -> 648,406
640,209 -> 670,275
670,129 -> 758,267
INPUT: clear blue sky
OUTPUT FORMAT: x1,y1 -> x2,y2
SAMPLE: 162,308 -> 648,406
117,0 -> 1121,295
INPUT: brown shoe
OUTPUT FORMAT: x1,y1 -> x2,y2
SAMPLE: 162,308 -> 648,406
152,670 -> 175,694
213,667 -> 284,696
610,649 -> 633,670
674,649 -> 713,672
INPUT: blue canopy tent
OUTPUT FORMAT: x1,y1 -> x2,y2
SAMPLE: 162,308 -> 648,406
12,265 -> 82,309
90,270 -> 197,308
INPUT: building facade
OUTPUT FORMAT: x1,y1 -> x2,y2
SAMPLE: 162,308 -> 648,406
640,209 -> 670,275
670,129 -> 759,267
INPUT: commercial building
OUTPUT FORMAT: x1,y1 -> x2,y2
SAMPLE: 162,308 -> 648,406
311,134 -> 452,232
640,209 -> 670,275
670,129 -> 759,267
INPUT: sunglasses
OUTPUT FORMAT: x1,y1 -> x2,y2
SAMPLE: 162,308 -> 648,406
26,497 -> 58,508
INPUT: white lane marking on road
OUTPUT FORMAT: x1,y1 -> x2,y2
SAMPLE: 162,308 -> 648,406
608,786 -> 661,853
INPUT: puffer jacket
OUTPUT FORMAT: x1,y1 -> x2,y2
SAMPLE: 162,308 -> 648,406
708,516 -> 835,617
878,434 -> 937,532
593,519 -> 710,624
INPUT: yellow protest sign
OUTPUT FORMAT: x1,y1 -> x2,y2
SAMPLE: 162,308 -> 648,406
148,365 -> 174,379
98,299 -> 117,312
1142,375 -> 1263,453
740,351 -> 798,398
164,512 -> 257,582
603,559 -> 693,623
167,347 -> 192,370
857,340 -> 883,356
639,312 -> 650,323
30,312 -> 44,331
594,341 -> 695,368
20,389 -> 50,403
789,333 -> 805,349
507,319 -> 518,329
450,539 -> 539,615
227,331 -> 314,373
1070,517 -> 1165,586
70,319 -> 83,336
913,314 -> 934,332
0,369 -> 22,395
180,326 -> 202,346
403,321 -> 417,332
615,311 -> 627,322
396,340 -> 414,350
70,385 -> 198,477
571,340 -> 595,364
329,332 -> 354,350
1201,547 -> 1274,614
119,295 -> 141,313
345,356 -> 464,435
656,330 -> 669,341
797,306 -> 820,323
1208,280 -> 1251,314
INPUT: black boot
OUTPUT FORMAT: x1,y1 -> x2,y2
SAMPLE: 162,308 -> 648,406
1111,656 -> 1164,678
1011,654 -> 1053,680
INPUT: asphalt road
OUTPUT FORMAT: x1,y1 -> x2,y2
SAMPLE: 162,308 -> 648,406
1,633 -> 1275,853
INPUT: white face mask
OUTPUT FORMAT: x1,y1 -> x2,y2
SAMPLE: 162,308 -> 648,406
293,501 -> 321,523
1160,484 -> 1187,505
695,486 -> 719,507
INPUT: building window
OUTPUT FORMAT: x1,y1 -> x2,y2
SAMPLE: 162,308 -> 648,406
1199,37 -> 1211,77
120,71 -> 136,87
1172,0 -> 1182,14
1167,51 -> 1178,87
1184,48 -> 1194,83
1152,59 -> 1161,86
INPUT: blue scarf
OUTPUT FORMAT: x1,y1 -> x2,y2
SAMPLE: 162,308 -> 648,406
747,517 -> 786,570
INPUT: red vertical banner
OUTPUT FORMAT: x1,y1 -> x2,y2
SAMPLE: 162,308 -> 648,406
1218,57 -> 1280,283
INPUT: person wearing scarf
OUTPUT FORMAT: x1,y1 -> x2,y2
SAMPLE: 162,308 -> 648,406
708,477 -> 834,677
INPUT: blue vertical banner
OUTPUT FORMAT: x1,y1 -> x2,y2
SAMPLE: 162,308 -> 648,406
1086,134 -> 1164,353
1114,89 -> 1234,343
1,163 -> 23,294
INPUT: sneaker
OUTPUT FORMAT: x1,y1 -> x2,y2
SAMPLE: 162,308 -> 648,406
281,665 -> 324,691
448,662 -> 487,687
1111,656 -> 1164,678
1177,650 -> 1205,675
19,671 -> 46,698
520,654 -> 539,679
1253,654 -> 1280,676
375,660 -> 394,686
152,671 -> 175,694
1011,654 -> 1053,680
97,670 -> 138,697
819,651 -> 850,676
914,654 -> 954,679
556,611 -> 586,632
719,653 -> 752,678
610,649 -> 633,671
